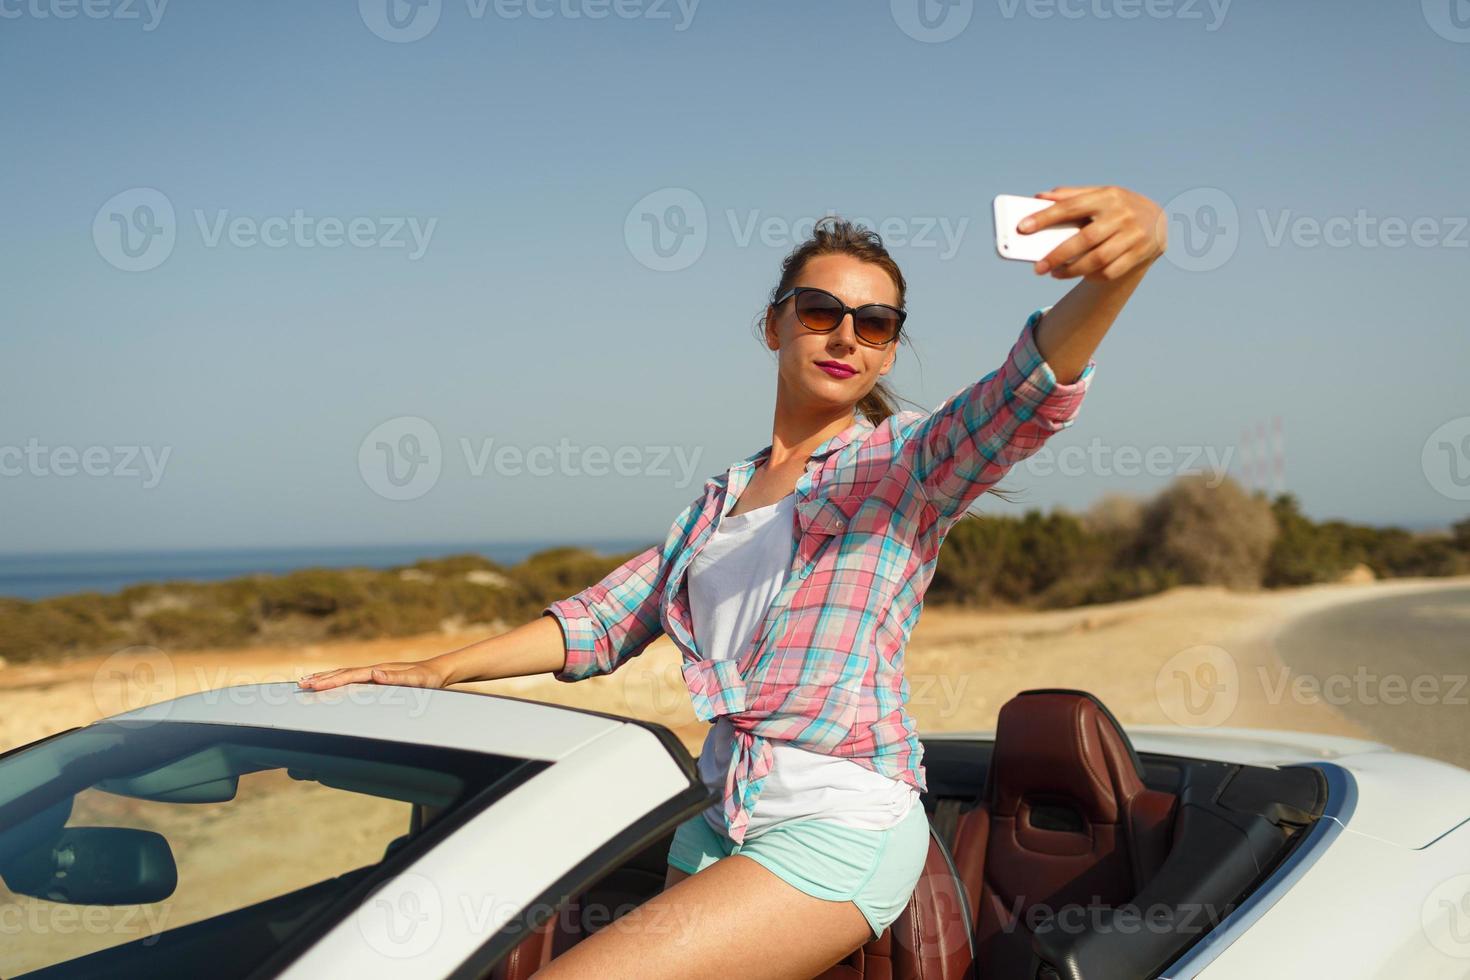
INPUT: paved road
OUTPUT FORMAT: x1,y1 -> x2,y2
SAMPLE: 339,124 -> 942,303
1275,584 -> 1470,771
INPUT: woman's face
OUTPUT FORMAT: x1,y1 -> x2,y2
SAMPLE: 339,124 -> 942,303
764,253 -> 900,415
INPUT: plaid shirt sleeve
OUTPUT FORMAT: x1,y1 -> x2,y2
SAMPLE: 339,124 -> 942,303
541,542 -> 669,682
898,306 -> 1096,533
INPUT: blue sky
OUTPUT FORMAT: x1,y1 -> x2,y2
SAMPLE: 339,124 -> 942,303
3,0 -> 1468,555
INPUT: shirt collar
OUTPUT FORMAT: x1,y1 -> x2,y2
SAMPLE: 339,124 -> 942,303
715,413 -> 877,487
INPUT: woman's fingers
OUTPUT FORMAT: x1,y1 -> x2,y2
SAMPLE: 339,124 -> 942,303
1036,185 -> 1102,201
1050,232 -> 1134,279
1034,216 -> 1119,274
298,666 -> 377,690
1020,188 -> 1110,232
298,663 -> 400,690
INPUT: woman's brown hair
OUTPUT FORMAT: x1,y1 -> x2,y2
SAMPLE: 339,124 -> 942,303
758,215 -> 1021,507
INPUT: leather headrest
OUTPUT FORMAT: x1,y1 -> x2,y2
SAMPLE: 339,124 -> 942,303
985,689 -> 1148,825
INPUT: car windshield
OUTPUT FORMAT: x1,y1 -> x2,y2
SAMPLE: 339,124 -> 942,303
0,721 -> 537,979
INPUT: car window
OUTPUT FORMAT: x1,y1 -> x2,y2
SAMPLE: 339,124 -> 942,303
0,722 -> 537,979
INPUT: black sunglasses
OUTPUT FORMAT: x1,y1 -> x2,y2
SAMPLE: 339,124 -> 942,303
773,286 -> 906,347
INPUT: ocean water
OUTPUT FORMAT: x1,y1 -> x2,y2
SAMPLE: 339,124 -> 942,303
0,539 -> 654,602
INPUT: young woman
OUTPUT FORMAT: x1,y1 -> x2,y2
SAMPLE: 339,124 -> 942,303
299,185 -> 1165,978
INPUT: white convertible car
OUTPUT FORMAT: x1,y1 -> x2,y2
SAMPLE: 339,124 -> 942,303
2,682 -> 1469,979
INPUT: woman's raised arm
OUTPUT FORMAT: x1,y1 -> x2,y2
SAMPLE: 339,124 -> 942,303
1023,184 -> 1167,381
896,184 -> 1164,533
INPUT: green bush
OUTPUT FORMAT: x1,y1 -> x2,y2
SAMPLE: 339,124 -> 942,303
138,606 -> 253,648
1264,494 -> 1358,586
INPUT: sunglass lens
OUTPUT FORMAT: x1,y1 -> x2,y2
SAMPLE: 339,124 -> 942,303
795,290 -> 843,331
855,309 -> 901,345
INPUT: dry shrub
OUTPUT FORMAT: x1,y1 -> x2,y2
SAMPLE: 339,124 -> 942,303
1136,475 -> 1277,589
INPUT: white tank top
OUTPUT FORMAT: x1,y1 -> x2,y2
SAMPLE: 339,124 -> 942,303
688,491 -> 920,839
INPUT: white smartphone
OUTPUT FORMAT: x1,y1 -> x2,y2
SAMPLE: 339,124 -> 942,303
993,194 -> 1083,262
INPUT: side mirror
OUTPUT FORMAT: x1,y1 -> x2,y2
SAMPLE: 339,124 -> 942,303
0,826 -> 178,905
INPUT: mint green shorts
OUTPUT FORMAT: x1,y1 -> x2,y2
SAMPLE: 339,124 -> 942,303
666,804 -> 931,942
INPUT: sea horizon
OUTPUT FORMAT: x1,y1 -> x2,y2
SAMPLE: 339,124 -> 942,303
0,538 -> 657,602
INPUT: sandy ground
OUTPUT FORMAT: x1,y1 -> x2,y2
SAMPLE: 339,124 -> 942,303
5,573 -> 1468,758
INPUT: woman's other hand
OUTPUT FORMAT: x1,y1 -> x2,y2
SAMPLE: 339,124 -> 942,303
297,658 -> 450,692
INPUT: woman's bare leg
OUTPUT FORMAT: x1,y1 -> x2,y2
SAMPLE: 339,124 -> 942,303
663,863 -> 690,891
536,854 -> 869,979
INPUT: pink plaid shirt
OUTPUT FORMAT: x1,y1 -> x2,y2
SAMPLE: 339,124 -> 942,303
543,307 -> 1095,844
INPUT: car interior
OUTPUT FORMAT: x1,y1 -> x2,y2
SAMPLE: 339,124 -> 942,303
491,688 -> 1328,980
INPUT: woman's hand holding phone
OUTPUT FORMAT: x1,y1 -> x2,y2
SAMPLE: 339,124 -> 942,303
996,185 -> 1167,281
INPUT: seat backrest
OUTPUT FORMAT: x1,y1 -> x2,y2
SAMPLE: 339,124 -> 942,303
488,913 -> 556,980
818,818 -> 977,980
948,689 -> 1177,977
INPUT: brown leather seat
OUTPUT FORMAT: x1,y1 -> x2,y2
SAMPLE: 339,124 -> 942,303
488,911 -> 558,980
948,689 -> 1177,978
816,818 -> 977,980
